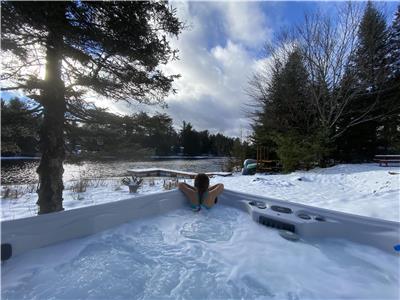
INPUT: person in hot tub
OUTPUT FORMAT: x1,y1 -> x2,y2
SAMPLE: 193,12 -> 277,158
178,173 -> 224,211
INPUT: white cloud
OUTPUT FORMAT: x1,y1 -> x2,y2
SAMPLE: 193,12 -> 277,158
215,2 -> 273,48
101,2 -> 272,137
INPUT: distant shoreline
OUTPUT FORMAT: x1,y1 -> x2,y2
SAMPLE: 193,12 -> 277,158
1,156 -> 41,161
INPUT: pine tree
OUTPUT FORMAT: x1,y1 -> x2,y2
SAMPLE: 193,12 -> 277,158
252,49 -> 316,138
1,98 -> 41,156
250,48 -> 324,171
274,49 -> 316,135
1,2 -> 183,213
354,1 -> 389,90
337,2 -> 391,160
180,121 -> 200,156
379,5 -> 400,153
387,6 -> 400,79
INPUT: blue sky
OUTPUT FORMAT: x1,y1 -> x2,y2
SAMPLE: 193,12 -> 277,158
2,1 -> 399,138
142,1 -> 399,138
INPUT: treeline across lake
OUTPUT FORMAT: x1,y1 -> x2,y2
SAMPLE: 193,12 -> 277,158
250,3 -> 400,172
1,98 -> 240,159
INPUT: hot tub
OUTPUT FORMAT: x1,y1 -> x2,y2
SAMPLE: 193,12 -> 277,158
2,189 -> 399,299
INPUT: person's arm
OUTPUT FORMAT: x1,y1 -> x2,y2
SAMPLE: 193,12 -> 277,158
208,184 -> 220,191
203,183 -> 224,208
179,182 -> 196,191
209,183 -> 224,198
178,182 -> 199,208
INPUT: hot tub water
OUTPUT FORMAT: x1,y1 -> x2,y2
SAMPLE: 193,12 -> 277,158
2,205 -> 399,299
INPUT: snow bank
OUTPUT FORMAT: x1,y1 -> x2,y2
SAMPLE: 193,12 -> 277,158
214,163 -> 400,222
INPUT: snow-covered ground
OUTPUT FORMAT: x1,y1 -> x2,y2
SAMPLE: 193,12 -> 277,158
1,163 -> 399,222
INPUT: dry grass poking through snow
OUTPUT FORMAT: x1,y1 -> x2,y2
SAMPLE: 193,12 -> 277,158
1,184 -> 38,199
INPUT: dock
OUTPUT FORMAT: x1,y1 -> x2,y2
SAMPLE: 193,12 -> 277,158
127,168 -> 232,179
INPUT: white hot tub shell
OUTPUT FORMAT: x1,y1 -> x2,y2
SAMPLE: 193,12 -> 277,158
1,189 -> 400,260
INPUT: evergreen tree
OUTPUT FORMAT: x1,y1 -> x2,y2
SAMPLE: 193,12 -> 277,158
271,49 -> 316,135
353,1 -> 389,89
180,121 -> 200,155
251,48 -> 322,170
210,133 -> 233,156
250,3 -> 399,166
198,130 -> 212,155
379,5 -> 400,153
144,114 -> 177,155
338,1 -> 395,160
1,98 -> 41,156
1,1 -> 183,213
387,6 -> 400,79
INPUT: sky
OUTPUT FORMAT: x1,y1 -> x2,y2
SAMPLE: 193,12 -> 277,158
108,1 -> 398,138
2,1 -> 399,138
108,1 -> 326,138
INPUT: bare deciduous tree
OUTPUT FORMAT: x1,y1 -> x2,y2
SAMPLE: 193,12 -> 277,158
298,3 -> 399,138
249,2 -> 400,146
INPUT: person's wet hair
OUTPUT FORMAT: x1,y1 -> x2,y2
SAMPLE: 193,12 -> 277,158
194,173 -> 209,195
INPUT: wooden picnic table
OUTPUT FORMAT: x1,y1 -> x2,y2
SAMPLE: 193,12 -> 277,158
374,155 -> 400,167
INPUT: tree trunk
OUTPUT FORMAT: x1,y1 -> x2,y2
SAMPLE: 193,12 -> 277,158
36,5 -> 66,214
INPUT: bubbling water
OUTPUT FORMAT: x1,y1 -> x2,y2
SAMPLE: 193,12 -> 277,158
2,206 -> 399,299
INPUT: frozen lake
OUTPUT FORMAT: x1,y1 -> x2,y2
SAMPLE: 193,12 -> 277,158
2,205 -> 399,299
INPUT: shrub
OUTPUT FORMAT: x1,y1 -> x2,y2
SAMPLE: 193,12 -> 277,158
273,130 -> 332,172
71,178 -> 89,193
